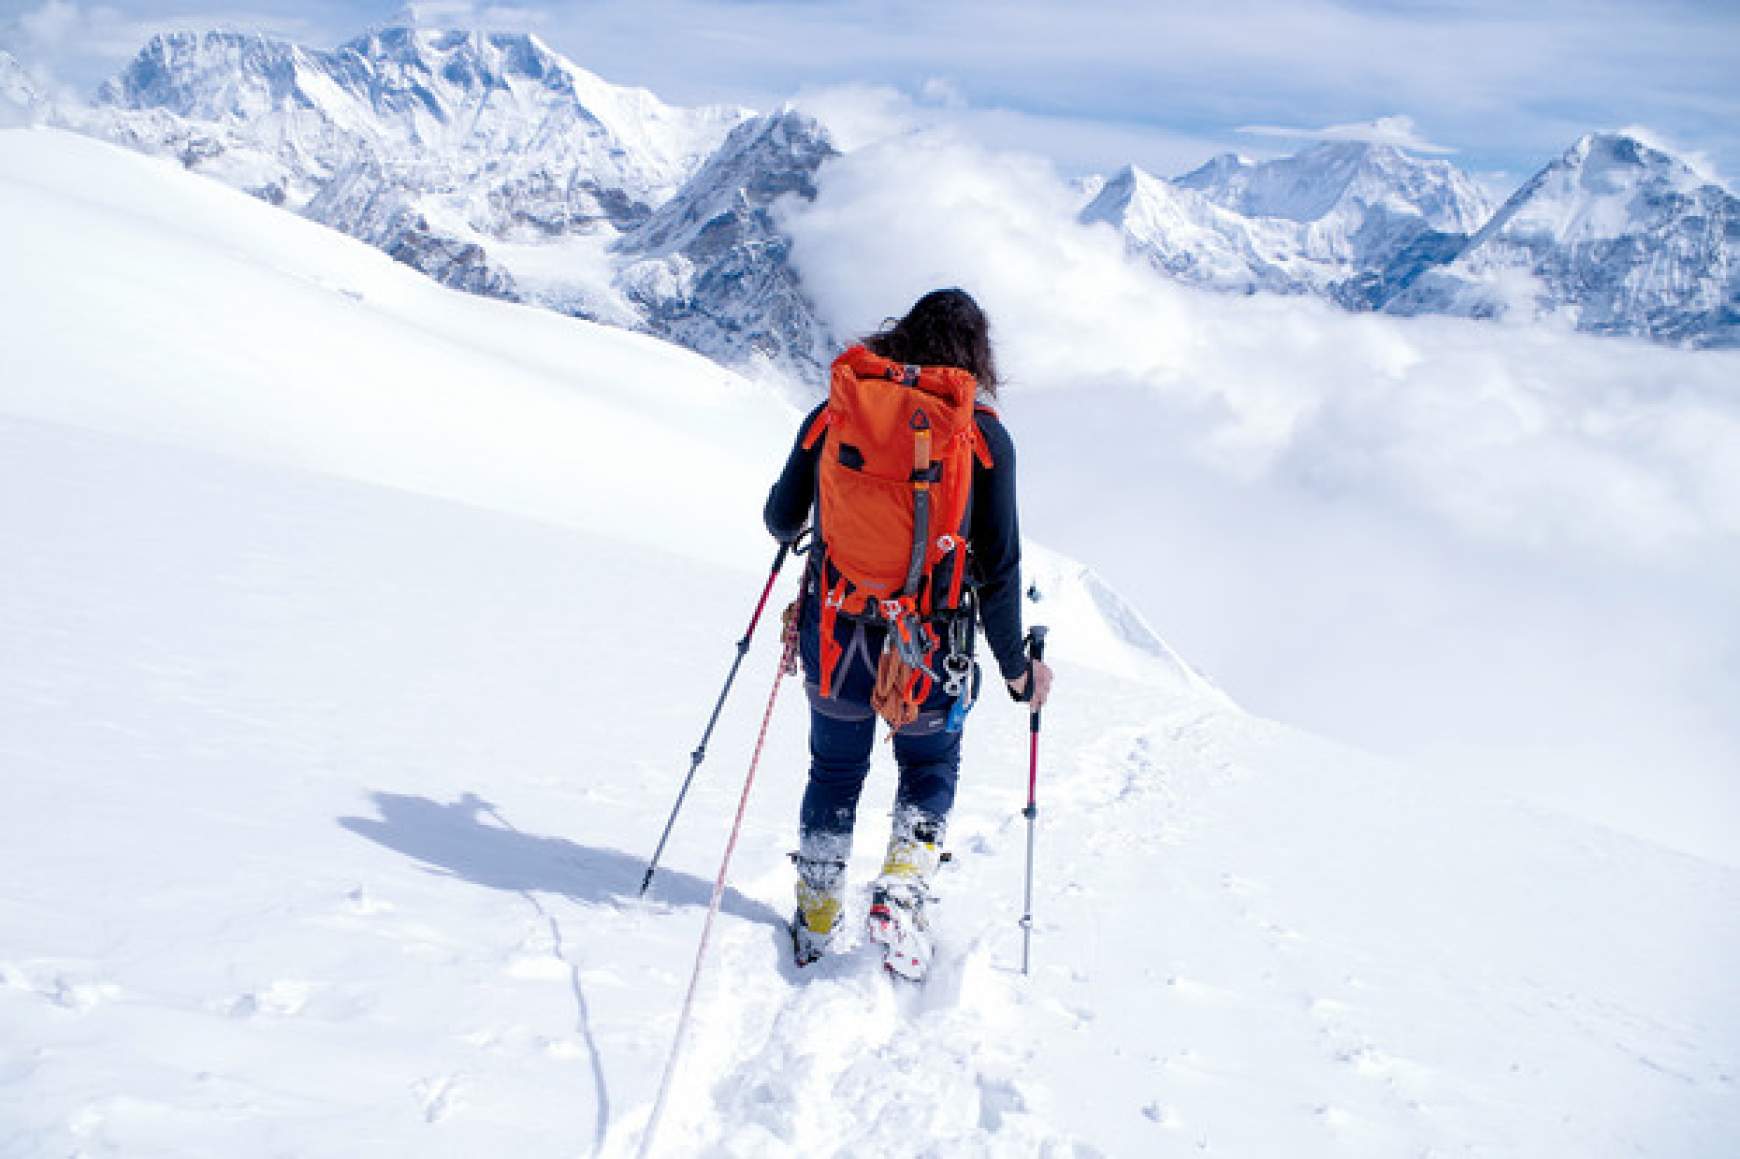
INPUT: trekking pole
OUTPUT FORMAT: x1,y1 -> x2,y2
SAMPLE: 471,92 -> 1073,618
1019,625 -> 1048,976
640,533 -> 804,897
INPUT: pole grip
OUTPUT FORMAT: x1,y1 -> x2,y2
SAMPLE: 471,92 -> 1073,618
642,530 -> 804,897
1025,625 -> 1048,732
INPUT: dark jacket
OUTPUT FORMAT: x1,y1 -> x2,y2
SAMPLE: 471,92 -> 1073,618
764,401 -> 1026,689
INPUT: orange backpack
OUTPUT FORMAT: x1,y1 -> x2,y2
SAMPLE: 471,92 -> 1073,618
802,345 -> 995,727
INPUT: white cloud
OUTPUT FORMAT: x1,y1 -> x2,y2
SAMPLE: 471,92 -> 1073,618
19,0 -> 83,48
1237,115 -> 1457,154
782,127 -> 1740,860
386,2 -> 546,31
787,83 -> 933,153
1615,122 -> 1726,185
788,79 -> 1247,181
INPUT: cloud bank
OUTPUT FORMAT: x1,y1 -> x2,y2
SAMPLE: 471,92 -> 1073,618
781,129 -> 1740,865
1237,114 -> 1457,154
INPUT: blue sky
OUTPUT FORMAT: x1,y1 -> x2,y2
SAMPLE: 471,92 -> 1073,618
5,0 -> 1738,190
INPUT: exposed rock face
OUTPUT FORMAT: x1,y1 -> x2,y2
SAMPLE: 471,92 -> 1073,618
72,28 -> 839,376
615,109 -> 840,376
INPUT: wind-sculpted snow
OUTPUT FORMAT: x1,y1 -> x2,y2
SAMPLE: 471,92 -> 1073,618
1022,541 -> 1229,699
1392,132 -> 1740,347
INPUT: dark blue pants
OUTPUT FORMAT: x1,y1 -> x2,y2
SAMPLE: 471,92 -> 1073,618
800,702 -> 963,846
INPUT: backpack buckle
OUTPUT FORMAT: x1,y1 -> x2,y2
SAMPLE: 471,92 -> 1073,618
941,651 -> 972,697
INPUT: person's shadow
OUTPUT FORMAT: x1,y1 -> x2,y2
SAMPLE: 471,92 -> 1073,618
337,790 -> 786,929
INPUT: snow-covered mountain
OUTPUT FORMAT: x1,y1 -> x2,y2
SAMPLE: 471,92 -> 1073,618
1083,142 -> 1492,307
67,28 -> 839,379
302,159 -> 521,299
92,29 -> 741,217
24,29 -> 1735,360
616,108 -> 840,376
1083,164 -> 1318,292
1176,142 -> 1489,234
1390,132 -> 1740,347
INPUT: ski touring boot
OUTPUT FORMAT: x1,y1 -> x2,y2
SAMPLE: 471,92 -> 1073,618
867,814 -> 944,981
790,840 -> 847,968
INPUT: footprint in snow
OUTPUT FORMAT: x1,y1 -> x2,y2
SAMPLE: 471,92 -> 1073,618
2,963 -> 121,1011
344,886 -> 395,915
413,1074 -> 463,1124
219,979 -> 312,1019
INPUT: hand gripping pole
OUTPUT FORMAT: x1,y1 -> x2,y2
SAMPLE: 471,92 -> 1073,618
1019,625 -> 1048,976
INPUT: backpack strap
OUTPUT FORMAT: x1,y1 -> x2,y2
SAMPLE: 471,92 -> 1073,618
802,408 -> 831,450
904,409 -> 934,598
817,562 -> 848,700
971,404 -> 996,469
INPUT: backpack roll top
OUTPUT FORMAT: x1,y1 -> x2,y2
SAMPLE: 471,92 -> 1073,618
803,345 -> 995,709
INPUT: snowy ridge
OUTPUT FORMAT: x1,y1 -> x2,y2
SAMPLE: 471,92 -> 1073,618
1392,132 -> 1740,346
1083,143 -> 1493,307
1174,142 -> 1489,234
1023,541 -> 1228,698
92,29 -> 742,218
1082,164 -> 1301,291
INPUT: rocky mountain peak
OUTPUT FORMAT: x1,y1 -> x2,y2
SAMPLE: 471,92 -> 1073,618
1082,164 -> 1162,215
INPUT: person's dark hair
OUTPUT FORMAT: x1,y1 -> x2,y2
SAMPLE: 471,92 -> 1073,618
862,288 -> 999,394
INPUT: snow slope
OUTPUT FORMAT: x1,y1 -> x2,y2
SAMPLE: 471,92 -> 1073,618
3,127 -> 1737,1156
